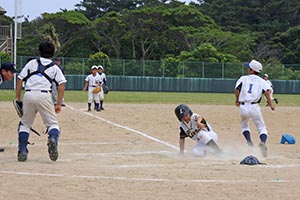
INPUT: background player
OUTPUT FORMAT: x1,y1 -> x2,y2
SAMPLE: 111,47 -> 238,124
0,62 -> 18,152
15,41 -> 67,162
82,65 -> 101,111
97,65 -> 106,110
174,104 -> 222,156
235,59 -> 274,157
51,58 -> 65,106
263,74 -> 278,106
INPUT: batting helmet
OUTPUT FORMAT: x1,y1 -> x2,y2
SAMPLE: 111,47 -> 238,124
175,104 -> 193,122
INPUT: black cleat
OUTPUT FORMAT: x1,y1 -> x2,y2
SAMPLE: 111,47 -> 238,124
18,151 -> 28,162
259,143 -> 268,157
274,98 -> 278,104
0,147 -> 4,152
87,108 -> 91,112
48,138 -> 58,161
100,107 -> 105,110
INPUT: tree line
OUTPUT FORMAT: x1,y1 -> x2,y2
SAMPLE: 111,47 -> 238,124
1,0 -> 300,66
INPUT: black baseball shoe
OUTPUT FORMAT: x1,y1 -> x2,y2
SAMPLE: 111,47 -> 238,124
100,107 -> 105,110
0,147 -> 4,152
274,98 -> 278,104
18,151 -> 28,162
47,138 -> 58,161
87,108 -> 91,112
259,143 -> 268,157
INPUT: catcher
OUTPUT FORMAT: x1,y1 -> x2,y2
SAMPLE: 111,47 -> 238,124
82,65 -> 102,111
0,62 -> 18,152
175,104 -> 222,156
15,41 -> 67,162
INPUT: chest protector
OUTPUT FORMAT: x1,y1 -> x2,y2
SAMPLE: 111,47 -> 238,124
23,58 -> 58,86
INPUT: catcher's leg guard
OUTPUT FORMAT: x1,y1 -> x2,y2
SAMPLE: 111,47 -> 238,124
18,131 -> 29,162
48,128 -> 59,161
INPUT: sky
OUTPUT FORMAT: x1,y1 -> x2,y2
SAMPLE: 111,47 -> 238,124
0,0 -> 195,21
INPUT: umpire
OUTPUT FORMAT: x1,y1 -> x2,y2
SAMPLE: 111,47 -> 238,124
15,41 -> 67,162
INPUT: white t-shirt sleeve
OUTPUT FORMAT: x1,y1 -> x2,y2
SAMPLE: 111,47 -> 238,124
17,60 -> 35,80
54,65 -> 67,85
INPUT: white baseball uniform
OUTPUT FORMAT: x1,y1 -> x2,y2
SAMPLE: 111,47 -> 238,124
235,74 -> 272,135
179,113 -> 218,156
265,79 -> 274,100
84,73 -> 101,103
98,72 -> 106,100
18,58 -> 67,133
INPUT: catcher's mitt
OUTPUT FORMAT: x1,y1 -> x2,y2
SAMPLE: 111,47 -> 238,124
13,99 -> 23,117
92,86 -> 101,93
103,85 -> 109,94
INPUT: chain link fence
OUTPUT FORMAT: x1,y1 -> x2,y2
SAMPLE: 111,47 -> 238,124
2,56 -> 300,80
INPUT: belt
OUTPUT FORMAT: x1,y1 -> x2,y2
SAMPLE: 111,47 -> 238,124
240,102 -> 257,105
89,85 -> 97,87
25,89 -> 51,93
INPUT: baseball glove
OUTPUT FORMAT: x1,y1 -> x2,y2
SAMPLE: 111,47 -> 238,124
13,99 -> 23,117
103,85 -> 109,94
92,86 -> 101,93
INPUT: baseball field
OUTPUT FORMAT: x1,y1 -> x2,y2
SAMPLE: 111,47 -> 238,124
0,91 -> 300,200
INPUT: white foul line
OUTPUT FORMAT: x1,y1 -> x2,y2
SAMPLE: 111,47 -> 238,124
67,105 -> 179,151
0,170 -> 296,184
71,150 -> 173,157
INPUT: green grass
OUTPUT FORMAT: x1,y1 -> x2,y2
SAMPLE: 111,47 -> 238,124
1,89 -> 300,106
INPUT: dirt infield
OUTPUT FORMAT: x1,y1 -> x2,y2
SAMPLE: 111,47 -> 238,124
0,102 -> 300,200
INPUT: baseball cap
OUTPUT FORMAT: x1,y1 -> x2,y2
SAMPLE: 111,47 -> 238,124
263,74 -> 269,78
280,134 -> 296,144
1,62 -> 17,73
91,65 -> 97,70
98,65 -> 103,70
244,59 -> 263,73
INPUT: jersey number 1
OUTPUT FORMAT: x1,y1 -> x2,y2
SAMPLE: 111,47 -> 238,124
247,84 -> 253,94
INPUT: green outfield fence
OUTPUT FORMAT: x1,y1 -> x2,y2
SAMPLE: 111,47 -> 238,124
1,56 -> 300,94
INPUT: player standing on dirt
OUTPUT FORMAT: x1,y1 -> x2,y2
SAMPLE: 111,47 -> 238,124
51,58 -> 65,106
0,62 -> 18,152
263,74 -> 278,106
175,104 -> 222,156
235,60 -> 275,157
15,41 -> 67,162
97,65 -> 106,110
82,65 -> 101,111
